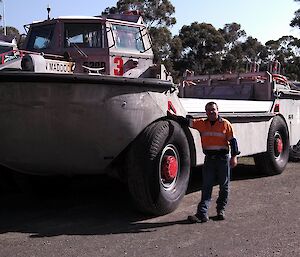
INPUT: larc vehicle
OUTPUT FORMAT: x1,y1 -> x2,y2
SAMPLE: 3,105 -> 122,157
0,12 -> 299,215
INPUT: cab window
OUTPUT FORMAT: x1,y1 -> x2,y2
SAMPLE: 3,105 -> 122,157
64,23 -> 106,48
27,24 -> 55,50
112,24 -> 145,52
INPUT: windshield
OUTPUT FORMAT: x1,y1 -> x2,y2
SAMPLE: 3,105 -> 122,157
27,24 -> 55,50
112,24 -> 145,52
64,23 -> 106,48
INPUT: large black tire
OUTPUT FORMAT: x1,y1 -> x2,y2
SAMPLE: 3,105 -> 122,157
127,120 -> 190,215
289,140 -> 300,162
254,116 -> 289,175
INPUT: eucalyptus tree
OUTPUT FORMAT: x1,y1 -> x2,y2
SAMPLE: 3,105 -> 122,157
178,22 -> 225,74
218,23 -> 246,72
291,0 -> 300,28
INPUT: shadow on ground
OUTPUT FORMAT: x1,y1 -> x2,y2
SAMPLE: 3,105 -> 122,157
187,161 -> 267,194
0,162 -> 267,237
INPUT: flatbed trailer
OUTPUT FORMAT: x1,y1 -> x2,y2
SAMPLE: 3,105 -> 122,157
179,71 -> 300,174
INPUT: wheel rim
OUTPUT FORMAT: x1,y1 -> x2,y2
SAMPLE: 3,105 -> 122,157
274,131 -> 283,158
159,144 -> 180,190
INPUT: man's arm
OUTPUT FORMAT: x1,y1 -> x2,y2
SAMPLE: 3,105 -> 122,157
167,112 -> 193,127
229,137 -> 240,168
229,138 -> 240,156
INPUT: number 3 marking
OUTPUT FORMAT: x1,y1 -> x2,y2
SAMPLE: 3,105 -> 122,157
114,56 -> 124,76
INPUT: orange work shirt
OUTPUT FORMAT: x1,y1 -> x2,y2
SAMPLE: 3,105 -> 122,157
191,117 -> 234,152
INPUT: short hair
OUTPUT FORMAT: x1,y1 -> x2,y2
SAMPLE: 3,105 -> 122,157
205,101 -> 218,110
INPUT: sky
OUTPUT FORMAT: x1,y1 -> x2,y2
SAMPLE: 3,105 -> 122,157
1,0 -> 300,44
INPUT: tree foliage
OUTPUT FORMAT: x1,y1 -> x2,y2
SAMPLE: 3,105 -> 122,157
291,0 -> 300,28
265,36 -> 300,79
219,23 -> 246,50
149,26 -> 172,62
178,22 -> 225,74
103,0 -> 176,27
0,26 -> 20,39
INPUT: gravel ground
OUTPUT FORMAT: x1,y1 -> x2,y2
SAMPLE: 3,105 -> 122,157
0,158 -> 299,257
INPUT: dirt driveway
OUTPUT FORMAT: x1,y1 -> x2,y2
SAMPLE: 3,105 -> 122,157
0,158 -> 299,257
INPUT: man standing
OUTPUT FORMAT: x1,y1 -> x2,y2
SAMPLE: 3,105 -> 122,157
185,101 -> 240,223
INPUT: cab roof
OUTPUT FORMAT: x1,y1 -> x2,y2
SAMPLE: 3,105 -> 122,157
25,13 -> 144,29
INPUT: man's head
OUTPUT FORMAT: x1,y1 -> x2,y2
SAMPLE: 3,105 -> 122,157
205,102 -> 219,121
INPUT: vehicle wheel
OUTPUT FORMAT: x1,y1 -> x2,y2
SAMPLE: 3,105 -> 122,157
254,116 -> 289,175
127,120 -> 190,215
289,140 -> 300,162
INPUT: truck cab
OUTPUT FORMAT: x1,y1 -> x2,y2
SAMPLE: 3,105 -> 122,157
21,13 -> 155,77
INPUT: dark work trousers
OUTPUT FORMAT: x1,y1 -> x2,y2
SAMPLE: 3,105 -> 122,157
197,155 -> 230,216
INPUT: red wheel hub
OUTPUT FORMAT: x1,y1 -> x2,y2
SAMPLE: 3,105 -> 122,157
276,137 -> 283,154
162,155 -> 178,181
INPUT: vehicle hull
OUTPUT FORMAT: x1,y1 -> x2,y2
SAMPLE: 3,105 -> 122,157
0,72 -> 176,175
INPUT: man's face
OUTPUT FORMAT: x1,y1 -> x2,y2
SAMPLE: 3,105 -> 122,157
205,104 -> 218,121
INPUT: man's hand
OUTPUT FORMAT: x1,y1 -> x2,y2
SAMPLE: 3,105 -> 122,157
230,155 -> 238,168
176,116 -> 189,126
167,111 -> 190,126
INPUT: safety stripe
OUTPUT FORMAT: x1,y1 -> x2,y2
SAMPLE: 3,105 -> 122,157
201,131 -> 226,138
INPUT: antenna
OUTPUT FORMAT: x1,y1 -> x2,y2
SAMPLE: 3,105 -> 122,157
47,4 -> 51,20
0,0 -> 6,35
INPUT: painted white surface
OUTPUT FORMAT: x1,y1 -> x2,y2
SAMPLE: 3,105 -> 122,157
179,98 -> 273,113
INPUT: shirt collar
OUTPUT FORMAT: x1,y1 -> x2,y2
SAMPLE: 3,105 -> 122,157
205,115 -> 223,122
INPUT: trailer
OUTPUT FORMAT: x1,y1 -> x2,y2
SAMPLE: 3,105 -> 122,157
0,11 -> 299,215
179,71 -> 300,175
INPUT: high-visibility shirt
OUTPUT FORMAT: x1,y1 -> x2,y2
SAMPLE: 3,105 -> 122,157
190,116 -> 234,153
